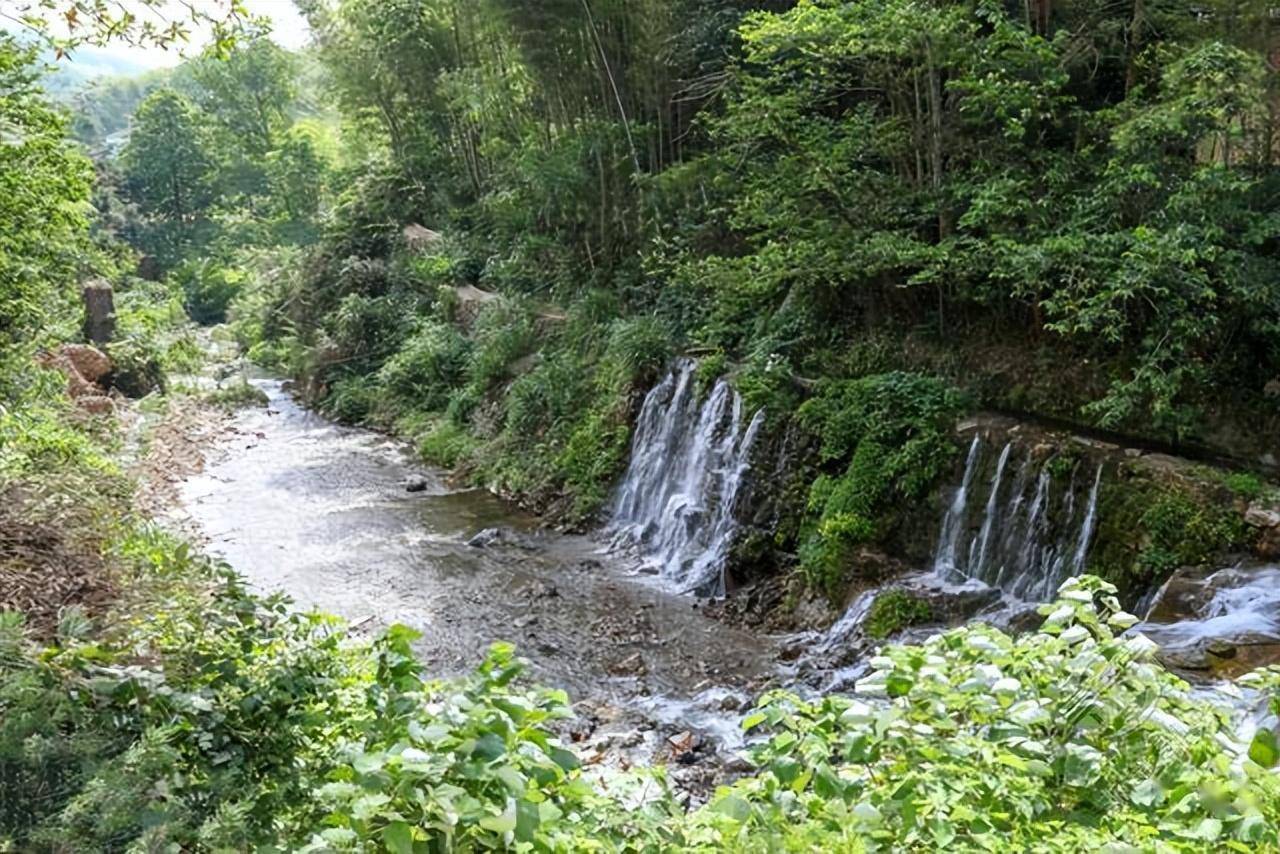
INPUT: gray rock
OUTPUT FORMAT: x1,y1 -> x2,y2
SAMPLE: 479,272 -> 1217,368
82,280 -> 116,346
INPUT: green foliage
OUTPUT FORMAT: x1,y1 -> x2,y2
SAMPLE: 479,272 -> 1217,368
171,259 -> 246,325
863,589 -> 933,640
119,88 -> 217,268
206,379 -> 269,410
105,335 -> 165,398
797,373 -> 967,596
0,36 -> 94,403
323,374 -> 380,424
726,576 -> 1280,851
1094,472 -> 1252,594
415,419 -> 479,469
376,321 -> 471,414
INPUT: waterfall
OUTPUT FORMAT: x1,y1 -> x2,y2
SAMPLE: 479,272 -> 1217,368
608,360 -> 765,597
820,589 -> 879,652
933,437 -> 1105,602
933,436 -> 981,580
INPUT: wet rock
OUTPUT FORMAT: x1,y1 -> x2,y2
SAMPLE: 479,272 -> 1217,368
467,526 -> 539,550
718,694 -> 744,712
609,652 -> 646,676
76,395 -> 115,416
1245,504 -> 1280,529
1245,503 -> 1280,556
904,583 -> 1002,625
405,477 -> 429,493
666,730 -> 701,754
528,580 -> 559,599
1145,566 -> 1218,623
1258,528 -> 1280,560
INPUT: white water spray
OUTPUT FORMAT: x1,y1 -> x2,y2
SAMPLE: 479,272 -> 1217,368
608,360 -> 765,596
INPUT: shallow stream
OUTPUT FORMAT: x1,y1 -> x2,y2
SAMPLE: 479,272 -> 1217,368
180,380 -> 778,761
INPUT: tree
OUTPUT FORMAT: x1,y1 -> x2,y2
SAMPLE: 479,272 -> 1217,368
0,0 -> 247,56
120,88 -> 216,267
266,126 -> 326,240
187,35 -> 298,157
0,34 -> 93,401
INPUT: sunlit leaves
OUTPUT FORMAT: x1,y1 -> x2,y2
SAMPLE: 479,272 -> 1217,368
711,576 -> 1280,850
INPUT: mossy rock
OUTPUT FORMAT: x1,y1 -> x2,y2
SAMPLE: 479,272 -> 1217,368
1090,462 -> 1254,601
864,589 -> 933,640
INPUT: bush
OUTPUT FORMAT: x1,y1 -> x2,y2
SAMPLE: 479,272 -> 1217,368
171,260 -> 246,325
206,379 -> 269,410
1094,473 -> 1253,596
719,577 -> 1280,851
105,335 -> 165,398
863,589 -> 933,639
416,419 -> 478,468
601,315 -> 674,390
323,374 -> 378,423
376,321 -> 471,414
464,300 -> 538,394
796,372 -> 968,597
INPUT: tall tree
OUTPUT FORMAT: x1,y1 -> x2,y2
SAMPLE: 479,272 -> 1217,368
187,35 -> 298,156
120,88 -> 216,267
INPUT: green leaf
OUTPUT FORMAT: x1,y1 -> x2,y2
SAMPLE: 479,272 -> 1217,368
548,745 -> 580,772
1248,729 -> 1278,768
479,802 -> 518,835
713,795 -> 751,823
383,821 -> 414,854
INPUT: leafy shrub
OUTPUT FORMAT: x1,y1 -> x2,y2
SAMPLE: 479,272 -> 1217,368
1094,474 -> 1252,595
105,335 -> 166,398
206,379 -> 269,410
721,577 -> 1280,851
416,419 -> 478,468
327,292 -> 414,374
464,300 -> 538,394
555,407 -> 632,522
734,352 -> 800,425
503,351 -> 590,443
377,321 -> 471,413
796,372 -> 968,597
601,315 -> 674,390
863,589 -> 933,639
171,259 -> 246,325
163,331 -> 203,374
323,374 -> 379,423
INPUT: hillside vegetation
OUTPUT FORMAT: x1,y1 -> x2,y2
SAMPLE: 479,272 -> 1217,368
3,1 -> 1280,850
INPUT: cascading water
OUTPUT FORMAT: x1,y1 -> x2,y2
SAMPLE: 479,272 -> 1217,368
933,437 -> 1105,601
608,360 -> 765,597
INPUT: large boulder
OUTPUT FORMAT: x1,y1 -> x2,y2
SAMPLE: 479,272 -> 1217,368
60,344 -> 111,384
402,223 -> 442,253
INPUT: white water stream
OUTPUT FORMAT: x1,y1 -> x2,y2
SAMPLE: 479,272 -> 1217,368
933,438 -> 1104,602
608,360 -> 765,597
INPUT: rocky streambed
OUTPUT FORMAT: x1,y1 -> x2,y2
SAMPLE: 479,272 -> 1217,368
178,379 -> 779,791
172,374 -> 1280,795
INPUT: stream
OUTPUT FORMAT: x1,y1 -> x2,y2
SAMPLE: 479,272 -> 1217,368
177,373 -> 1280,775
180,379 -> 779,768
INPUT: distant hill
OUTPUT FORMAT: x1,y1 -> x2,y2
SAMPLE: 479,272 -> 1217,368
39,46 -> 153,98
